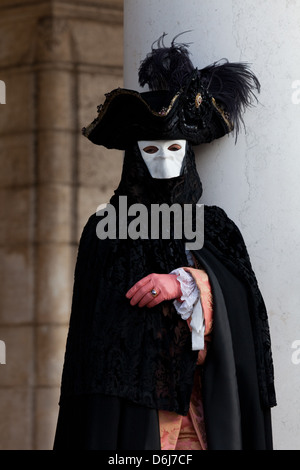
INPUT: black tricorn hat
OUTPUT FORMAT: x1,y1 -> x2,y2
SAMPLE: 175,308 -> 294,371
82,34 -> 260,149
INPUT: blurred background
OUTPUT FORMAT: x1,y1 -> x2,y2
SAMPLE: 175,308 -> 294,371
0,0 -> 124,449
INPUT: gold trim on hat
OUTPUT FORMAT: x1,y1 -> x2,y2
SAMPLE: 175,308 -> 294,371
82,88 -> 181,139
211,97 -> 233,132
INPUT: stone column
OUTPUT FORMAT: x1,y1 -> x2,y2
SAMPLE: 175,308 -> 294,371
124,0 -> 300,450
0,0 -> 123,450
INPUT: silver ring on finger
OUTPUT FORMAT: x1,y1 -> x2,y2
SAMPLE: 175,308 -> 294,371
151,288 -> 158,297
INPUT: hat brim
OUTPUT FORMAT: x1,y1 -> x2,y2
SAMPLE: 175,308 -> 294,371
82,87 -> 232,150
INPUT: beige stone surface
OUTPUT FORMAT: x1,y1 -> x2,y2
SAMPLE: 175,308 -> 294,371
0,326 -> 34,386
72,22 -> 123,66
37,130 -> 75,184
35,387 -> 60,450
35,243 -> 75,324
0,133 -> 35,187
0,0 -> 123,7
0,245 -> 34,324
37,69 -> 76,131
0,0 -> 48,7
36,325 -> 68,386
0,0 -> 124,451
36,184 -> 74,243
78,137 -> 123,188
0,187 -> 35,245
0,19 -> 37,67
0,71 -> 35,134
36,16 -> 73,63
0,388 -> 33,450
79,71 -> 123,126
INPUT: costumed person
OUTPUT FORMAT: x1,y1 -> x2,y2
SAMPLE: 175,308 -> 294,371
53,34 -> 276,450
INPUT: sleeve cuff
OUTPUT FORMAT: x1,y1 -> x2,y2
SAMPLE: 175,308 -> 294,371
171,268 -> 205,350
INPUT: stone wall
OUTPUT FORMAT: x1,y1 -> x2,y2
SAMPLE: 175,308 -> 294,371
0,0 -> 124,450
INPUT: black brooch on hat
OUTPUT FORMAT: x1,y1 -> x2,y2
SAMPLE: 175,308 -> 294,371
82,33 -> 260,149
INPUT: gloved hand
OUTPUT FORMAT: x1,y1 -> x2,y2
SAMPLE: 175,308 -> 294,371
126,273 -> 182,308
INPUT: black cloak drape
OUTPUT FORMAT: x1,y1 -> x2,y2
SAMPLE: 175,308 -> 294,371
54,143 -> 276,450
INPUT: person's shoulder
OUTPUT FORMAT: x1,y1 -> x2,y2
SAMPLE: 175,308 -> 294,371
203,204 -> 249,257
204,204 -> 228,219
203,204 -> 239,232
204,204 -> 241,232
77,211 -> 99,245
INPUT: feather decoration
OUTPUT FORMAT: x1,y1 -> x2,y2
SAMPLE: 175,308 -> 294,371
199,60 -> 261,135
138,32 -> 194,93
138,32 -> 260,137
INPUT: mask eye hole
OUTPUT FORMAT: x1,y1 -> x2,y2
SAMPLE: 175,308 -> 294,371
143,146 -> 159,154
168,144 -> 182,151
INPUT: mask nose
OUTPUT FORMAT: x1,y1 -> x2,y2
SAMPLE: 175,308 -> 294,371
157,146 -> 168,159
156,144 -> 179,160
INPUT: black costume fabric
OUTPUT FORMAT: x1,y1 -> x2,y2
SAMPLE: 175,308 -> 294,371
55,142 -> 276,450
54,394 -> 161,450
194,247 -> 273,449
58,143 -> 202,416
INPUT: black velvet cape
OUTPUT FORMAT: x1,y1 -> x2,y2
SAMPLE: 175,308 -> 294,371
56,143 -> 276,450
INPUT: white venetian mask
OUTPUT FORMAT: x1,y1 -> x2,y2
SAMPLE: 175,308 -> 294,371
138,140 -> 187,179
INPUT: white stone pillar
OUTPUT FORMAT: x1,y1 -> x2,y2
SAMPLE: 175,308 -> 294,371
124,0 -> 300,450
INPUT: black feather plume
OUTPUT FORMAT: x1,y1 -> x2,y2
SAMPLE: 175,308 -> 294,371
199,60 -> 261,135
138,32 -> 194,94
138,33 -> 260,138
